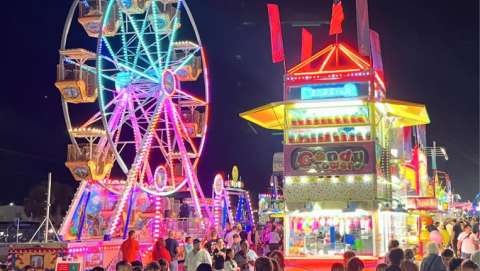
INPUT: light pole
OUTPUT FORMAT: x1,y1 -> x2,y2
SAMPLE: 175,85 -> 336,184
424,141 -> 449,208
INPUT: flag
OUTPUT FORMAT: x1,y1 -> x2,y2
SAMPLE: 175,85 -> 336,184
267,4 -> 285,63
301,28 -> 313,62
329,0 -> 345,36
356,0 -> 371,56
369,30 -> 384,78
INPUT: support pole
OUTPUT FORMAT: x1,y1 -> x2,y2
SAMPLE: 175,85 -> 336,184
45,173 -> 52,243
16,218 -> 20,243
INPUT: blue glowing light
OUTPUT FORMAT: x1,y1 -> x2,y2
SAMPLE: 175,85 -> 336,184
301,83 -> 359,100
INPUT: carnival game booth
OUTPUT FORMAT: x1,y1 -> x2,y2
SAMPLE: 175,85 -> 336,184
241,41 -> 430,270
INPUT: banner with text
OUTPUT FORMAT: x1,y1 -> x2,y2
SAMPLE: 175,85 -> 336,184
284,142 -> 376,176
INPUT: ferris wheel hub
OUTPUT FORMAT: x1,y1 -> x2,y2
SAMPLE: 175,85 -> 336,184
161,69 -> 179,96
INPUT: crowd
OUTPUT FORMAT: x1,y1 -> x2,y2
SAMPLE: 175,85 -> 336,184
90,221 -> 284,271
64,217 -> 480,271
336,216 -> 480,271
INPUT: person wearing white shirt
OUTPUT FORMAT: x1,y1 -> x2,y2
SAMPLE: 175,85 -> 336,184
457,224 -> 479,259
185,239 -> 213,271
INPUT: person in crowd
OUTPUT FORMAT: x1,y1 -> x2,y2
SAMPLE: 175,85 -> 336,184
267,225 -> 281,253
471,250 -> 480,267
224,248 -> 238,271
400,249 -> 418,271
386,248 -> 404,271
268,250 -> 284,271
23,266 -> 34,271
205,230 -> 219,255
472,217 -> 479,235
121,230 -> 140,263
225,223 -> 235,245
457,224 -> 478,259
376,263 -> 387,271
159,259 -> 169,271
231,234 -> 242,254
343,251 -> 356,267
385,240 -> 400,265
452,219 -> 463,256
196,263 -> 213,271
448,258 -> 463,271
234,239 -> 258,271
185,239 -> 212,271
428,223 -> 442,248
254,256 -> 273,271
212,238 -> 226,271
331,262 -> 345,271
145,262 -> 161,271
166,231 -> 179,271
131,261 -> 143,271
439,223 -> 451,249
446,220 -> 454,241
441,248 -> 454,267
116,260 -> 133,271
92,267 -> 105,271
270,258 -> 281,271
185,236 -> 194,256
179,200 -> 190,219
248,226 -> 260,252
346,257 -> 364,271
238,224 -> 248,242
153,238 -> 172,264
461,259 -> 479,271
419,243 -> 445,271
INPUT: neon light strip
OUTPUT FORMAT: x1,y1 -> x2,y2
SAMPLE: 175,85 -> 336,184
64,58 -> 115,82
154,196 -> 161,239
164,0 -> 183,71
375,71 -> 386,90
120,14 -> 129,63
165,99 -> 212,220
175,88 -> 206,105
132,8 -> 152,69
108,94 -> 166,235
151,1 -> 163,69
288,44 -> 334,74
164,106 -> 176,187
338,44 -> 370,68
291,68 -> 362,76
173,48 -> 200,73
171,102 -> 205,199
224,190 -> 234,225
319,46 -> 336,72
124,8 -> 160,75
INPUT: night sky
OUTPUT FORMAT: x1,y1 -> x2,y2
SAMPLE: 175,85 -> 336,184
0,1 -> 478,205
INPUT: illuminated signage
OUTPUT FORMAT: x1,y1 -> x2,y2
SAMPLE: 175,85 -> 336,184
284,142 -> 375,176
288,82 -> 369,100
301,83 -> 358,100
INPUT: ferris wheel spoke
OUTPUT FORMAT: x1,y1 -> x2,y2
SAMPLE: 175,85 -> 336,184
164,0 -> 183,71
164,98 -> 208,218
170,101 -> 199,156
63,58 -> 116,82
172,48 -> 200,72
175,88 -> 207,105
152,1 -> 162,69
120,13 -> 129,63
124,9 -> 160,76
102,37 -> 121,69
101,55 -> 159,83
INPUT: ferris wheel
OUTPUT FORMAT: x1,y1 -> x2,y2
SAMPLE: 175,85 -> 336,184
56,0 -> 212,238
